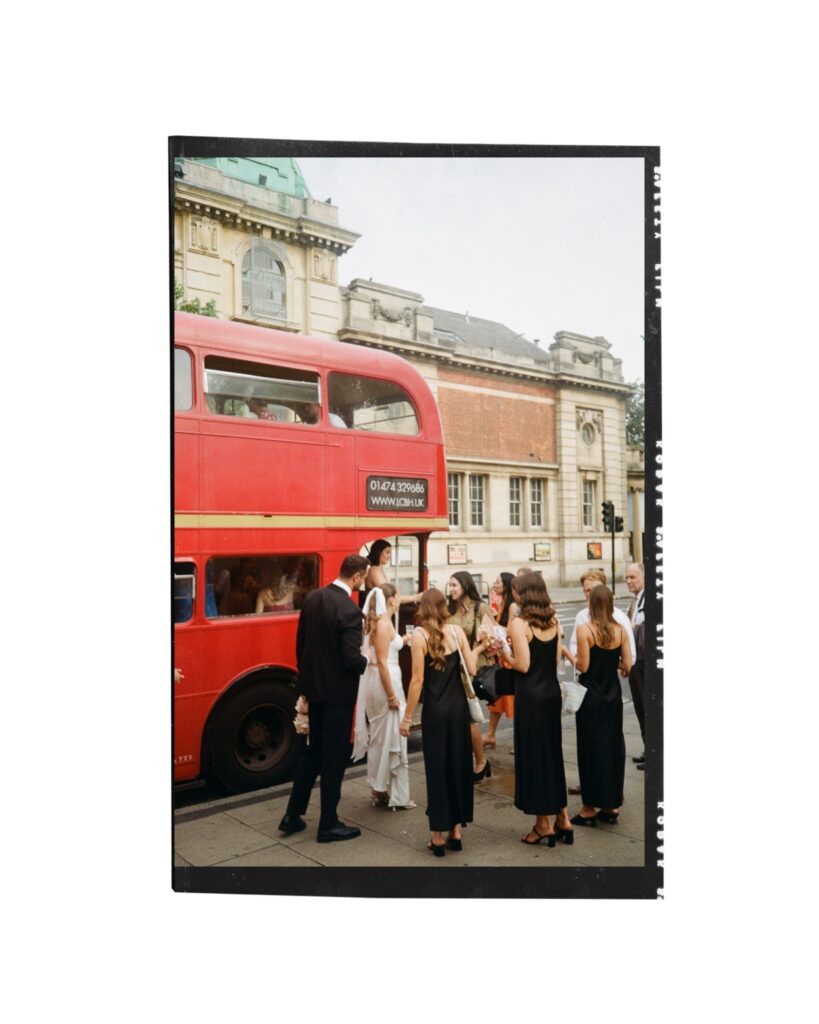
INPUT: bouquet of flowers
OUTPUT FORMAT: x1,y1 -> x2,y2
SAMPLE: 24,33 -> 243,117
294,695 -> 310,735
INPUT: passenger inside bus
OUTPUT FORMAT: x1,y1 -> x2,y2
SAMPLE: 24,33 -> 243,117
297,401 -> 348,428
247,396 -> 278,421
255,561 -> 295,614
206,555 -> 319,618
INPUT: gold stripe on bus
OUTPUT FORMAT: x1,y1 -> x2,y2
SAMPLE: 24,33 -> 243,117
174,513 -> 450,531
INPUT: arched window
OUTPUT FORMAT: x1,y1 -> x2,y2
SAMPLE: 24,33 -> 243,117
242,239 -> 286,321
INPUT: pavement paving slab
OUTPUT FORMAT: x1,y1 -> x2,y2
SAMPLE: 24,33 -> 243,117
174,813 -> 282,867
173,703 -> 647,871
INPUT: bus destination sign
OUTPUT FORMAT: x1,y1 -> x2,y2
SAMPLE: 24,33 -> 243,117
366,475 -> 429,512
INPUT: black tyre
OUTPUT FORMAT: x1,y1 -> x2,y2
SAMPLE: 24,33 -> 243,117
208,680 -> 301,793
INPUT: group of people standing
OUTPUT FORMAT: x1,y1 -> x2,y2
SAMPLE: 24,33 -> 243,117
278,547 -> 645,859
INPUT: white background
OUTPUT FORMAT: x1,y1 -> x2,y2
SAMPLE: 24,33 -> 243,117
4,2 -> 815,1020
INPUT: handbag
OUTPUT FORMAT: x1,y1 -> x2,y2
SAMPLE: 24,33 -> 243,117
560,671 -> 587,715
473,663 -> 515,703
451,626 -> 485,724
473,664 -> 499,704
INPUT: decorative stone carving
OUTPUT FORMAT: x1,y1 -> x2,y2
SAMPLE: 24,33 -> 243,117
576,408 -> 603,432
312,248 -> 337,282
573,349 -> 601,366
371,299 -> 413,326
190,216 -> 218,254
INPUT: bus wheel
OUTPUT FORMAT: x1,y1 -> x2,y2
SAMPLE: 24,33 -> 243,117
209,681 -> 299,793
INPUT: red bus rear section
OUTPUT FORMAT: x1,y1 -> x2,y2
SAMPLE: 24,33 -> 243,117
173,312 -> 448,792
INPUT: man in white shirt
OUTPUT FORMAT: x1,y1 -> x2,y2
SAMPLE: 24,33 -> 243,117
569,570 -> 636,662
566,569 -> 636,795
625,563 -> 646,769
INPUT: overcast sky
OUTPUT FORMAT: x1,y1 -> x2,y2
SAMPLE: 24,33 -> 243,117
298,156 -> 645,382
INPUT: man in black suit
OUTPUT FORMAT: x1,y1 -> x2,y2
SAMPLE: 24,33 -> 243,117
279,554 -> 370,842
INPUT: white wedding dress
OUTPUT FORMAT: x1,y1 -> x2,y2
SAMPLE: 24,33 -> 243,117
352,632 -> 412,808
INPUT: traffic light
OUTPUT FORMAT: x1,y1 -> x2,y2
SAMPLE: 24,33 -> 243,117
601,500 -> 614,532
614,515 -> 624,533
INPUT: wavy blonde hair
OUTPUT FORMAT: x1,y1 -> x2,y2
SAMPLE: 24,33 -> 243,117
364,583 -> 396,639
417,588 -> 448,670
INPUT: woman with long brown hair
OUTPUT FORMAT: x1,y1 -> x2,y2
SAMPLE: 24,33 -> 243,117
571,584 -> 632,827
400,588 -> 490,856
352,583 -> 416,810
447,570 -> 495,781
505,572 -> 572,846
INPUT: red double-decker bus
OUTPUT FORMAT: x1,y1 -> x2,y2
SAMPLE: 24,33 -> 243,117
173,312 -> 448,792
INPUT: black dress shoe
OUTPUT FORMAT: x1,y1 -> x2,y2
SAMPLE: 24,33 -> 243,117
632,754 -> 645,764
636,762 -> 645,771
317,823 -> 362,843
278,814 -> 307,834
568,784 -> 582,795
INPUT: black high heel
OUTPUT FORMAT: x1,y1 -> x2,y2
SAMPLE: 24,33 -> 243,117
570,813 -> 598,828
428,839 -> 446,857
554,824 -> 575,845
446,835 -> 463,851
472,759 -> 492,783
596,810 -> 620,825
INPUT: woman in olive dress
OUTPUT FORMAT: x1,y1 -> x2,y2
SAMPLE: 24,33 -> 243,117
447,571 -> 495,781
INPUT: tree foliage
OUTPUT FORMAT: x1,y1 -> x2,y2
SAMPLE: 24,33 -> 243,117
174,280 -> 217,317
626,379 -> 645,447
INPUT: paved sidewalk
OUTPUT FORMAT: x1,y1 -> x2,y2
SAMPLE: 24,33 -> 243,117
174,702 -> 645,870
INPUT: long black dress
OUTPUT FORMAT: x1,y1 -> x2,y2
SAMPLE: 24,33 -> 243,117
575,636 -> 626,809
513,632 -> 567,815
421,649 -> 474,832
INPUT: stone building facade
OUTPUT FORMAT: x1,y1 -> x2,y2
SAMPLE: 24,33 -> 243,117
173,156 -> 644,590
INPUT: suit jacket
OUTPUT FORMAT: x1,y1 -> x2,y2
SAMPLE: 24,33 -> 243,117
627,591 -> 646,662
296,584 -> 368,706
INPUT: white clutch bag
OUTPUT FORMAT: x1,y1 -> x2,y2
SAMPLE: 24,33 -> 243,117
560,674 -> 587,714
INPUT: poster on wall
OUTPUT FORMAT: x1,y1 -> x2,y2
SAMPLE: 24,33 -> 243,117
447,543 -> 468,565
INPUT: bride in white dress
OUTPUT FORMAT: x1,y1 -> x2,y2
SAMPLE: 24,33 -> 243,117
352,584 -> 416,810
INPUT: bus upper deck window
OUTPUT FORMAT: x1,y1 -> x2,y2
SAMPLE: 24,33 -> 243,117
327,373 -> 419,435
203,356 -> 320,424
175,349 -> 193,411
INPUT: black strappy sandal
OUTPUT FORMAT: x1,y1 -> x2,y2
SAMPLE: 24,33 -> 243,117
521,826 -> 557,847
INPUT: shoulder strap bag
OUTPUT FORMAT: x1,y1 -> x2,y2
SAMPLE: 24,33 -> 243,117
451,626 -> 485,724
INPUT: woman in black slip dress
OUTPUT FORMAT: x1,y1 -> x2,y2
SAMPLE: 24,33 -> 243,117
400,589 -> 490,856
571,584 -> 633,827
505,572 -> 573,847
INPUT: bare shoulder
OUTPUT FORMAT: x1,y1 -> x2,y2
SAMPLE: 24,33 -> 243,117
368,565 -> 387,586
412,627 -> 429,650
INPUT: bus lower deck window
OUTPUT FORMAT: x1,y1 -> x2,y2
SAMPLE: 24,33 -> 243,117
206,555 -> 320,618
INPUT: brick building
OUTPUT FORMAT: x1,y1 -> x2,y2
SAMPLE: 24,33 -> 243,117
173,155 -> 644,591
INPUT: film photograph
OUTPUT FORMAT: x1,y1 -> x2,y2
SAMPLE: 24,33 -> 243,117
171,139 -> 661,899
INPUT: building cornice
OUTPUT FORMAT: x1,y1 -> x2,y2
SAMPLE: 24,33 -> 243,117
174,185 -> 360,254
447,456 -> 560,471
337,330 -> 633,398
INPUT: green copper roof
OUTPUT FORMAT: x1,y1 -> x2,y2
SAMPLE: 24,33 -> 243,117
190,157 -> 309,198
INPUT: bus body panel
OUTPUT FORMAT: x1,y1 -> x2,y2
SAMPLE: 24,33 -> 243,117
173,313 -> 447,791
